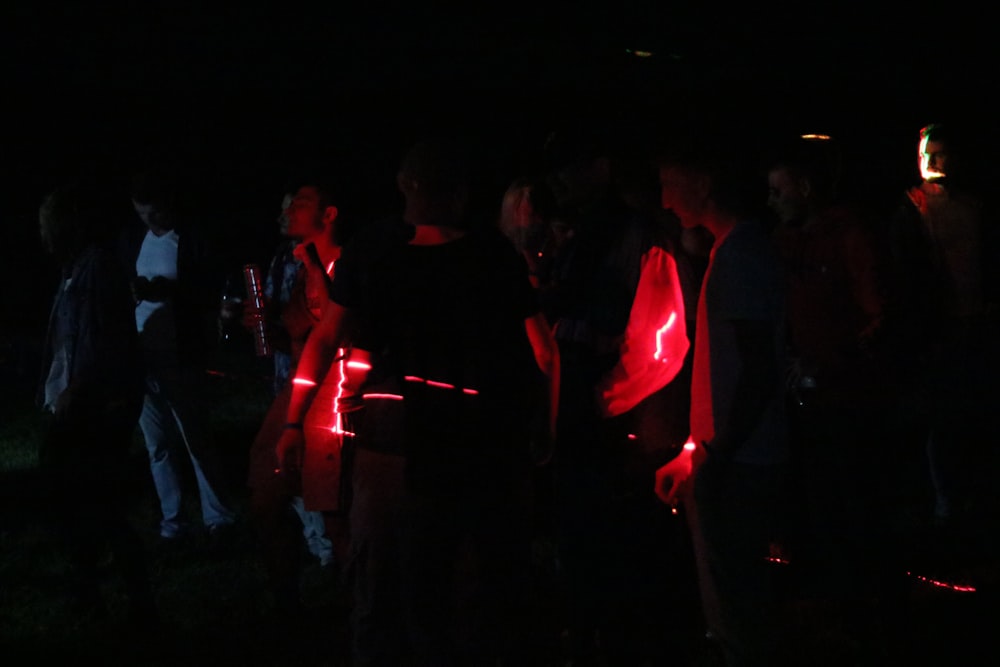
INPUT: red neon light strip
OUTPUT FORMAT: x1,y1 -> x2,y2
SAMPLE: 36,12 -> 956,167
362,393 -> 404,400
404,374 -> 479,395
347,360 -> 372,370
907,571 -> 977,593
425,380 -> 455,389
293,377 -> 317,387
654,312 -> 678,361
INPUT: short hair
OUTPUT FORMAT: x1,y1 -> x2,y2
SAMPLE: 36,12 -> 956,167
766,135 -> 842,203
282,167 -> 341,211
129,166 -> 176,209
920,123 -> 954,148
39,183 -> 109,261
397,136 -> 471,199
656,130 -> 765,219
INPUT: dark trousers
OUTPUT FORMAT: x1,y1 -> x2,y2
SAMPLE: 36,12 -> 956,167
38,400 -> 155,617
686,460 -> 785,667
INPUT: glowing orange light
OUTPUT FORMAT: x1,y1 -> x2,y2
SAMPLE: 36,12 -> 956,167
800,133 -> 831,141
654,312 -> 678,361
293,377 -> 317,387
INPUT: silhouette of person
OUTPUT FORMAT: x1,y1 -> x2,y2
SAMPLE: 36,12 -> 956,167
886,122 -> 999,527
656,135 -> 789,667
276,136 -> 560,666
36,182 -> 158,627
118,166 -> 237,541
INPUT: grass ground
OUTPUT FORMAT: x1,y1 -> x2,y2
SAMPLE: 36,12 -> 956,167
1,342 -> 998,666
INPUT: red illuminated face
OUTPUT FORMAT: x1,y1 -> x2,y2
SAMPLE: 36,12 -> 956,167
659,165 -> 704,229
284,186 -> 329,240
767,167 -> 808,224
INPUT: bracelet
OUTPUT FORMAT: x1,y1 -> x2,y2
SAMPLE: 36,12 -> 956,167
284,422 -> 304,430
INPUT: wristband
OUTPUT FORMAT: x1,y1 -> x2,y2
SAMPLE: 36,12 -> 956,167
284,422 -> 304,430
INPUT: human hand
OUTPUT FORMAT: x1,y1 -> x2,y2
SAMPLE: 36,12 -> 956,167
275,427 -> 305,474
654,437 -> 705,506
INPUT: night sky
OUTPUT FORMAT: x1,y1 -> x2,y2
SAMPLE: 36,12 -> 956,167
2,2 -> 997,347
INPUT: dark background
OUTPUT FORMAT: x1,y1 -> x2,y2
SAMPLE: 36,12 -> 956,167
2,1 -> 998,365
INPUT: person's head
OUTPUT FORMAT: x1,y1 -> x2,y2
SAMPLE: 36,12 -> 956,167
276,192 -> 294,236
498,177 -> 557,253
542,124 -> 612,214
39,183 -> 108,265
657,134 -> 762,231
766,136 -> 841,224
396,136 -> 471,227
129,168 -> 176,234
918,123 -> 954,182
281,173 -> 340,244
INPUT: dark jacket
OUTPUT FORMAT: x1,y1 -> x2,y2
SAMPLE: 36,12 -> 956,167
36,241 -> 144,410
117,217 -> 222,368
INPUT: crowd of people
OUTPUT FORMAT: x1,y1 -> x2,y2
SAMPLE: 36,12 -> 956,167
30,117 -> 999,666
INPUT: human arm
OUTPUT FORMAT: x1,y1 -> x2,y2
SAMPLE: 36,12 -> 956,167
524,311 -> 560,442
654,437 -> 705,505
596,246 -> 689,417
274,299 -> 351,471
707,318 -> 781,461
655,314 -> 780,505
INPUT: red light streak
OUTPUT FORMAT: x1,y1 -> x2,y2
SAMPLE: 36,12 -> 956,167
425,380 -> 455,389
293,377 -> 317,387
347,360 -> 372,371
362,393 -> 404,400
404,374 -> 479,395
907,571 -> 977,593
627,433 -> 638,440
654,312 -> 677,361
329,348 -> 349,434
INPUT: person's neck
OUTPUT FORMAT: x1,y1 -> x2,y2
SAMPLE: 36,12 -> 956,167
301,234 -> 341,267
148,224 -> 174,237
408,224 -> 466,246
702,207 -> 740,245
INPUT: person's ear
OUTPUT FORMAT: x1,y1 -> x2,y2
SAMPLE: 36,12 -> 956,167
397,172 -> 418,195
692,171 -> 712,203
322,205 -> 338,227
798,177 -> 812,199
